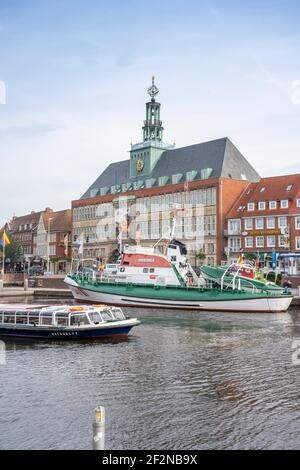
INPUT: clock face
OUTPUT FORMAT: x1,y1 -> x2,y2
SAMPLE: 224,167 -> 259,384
136,158 -> 144,172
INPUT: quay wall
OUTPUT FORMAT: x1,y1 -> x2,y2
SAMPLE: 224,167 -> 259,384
0,274 -> 66,289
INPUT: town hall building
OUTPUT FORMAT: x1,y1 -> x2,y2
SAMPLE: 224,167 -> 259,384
72,78 -> 260,265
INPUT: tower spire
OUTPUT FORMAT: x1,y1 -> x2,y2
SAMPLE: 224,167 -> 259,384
143,76 -> 163,142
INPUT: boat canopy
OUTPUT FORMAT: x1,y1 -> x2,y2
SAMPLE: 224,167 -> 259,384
0,305 -> 126,328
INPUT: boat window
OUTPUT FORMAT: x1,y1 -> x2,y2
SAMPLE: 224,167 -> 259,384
101,309 -> 114,321
70,313 -> 90,326
111,308 -> 125,320
16,313 -> 29,324
4,312 -> 15,323
41,315 -> 53,326
143,268 -> 149,273
56,315 -> 69,327
27,311 -> 40,325
88,312 -> 102,324
150,268 -> 155,273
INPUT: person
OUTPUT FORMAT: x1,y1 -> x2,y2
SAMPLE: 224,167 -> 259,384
282,277 -> 292,292
99,260 -> 105,280
186,271 -> 193,286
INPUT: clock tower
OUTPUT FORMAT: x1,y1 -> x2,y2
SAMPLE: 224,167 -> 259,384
143,76 -> 163,142
130,77 -> 174,179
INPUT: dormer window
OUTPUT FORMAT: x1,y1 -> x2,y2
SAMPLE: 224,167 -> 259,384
258,201 -> 266,210
260,187 -> 266,192
247,203 -> 255,211
281,200 -> 288,209
297,199 -> 300,208
286,184 -> 293,191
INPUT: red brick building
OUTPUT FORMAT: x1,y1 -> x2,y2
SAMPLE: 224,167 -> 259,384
226,174 -> 300,275
35,208 -> 72,273
1,208 -> 72,273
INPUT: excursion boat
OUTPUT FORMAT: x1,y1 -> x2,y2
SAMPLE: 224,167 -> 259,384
0,304 -> 140,340
201,263 -> 285,293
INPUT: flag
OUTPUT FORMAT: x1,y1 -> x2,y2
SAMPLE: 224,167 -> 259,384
184,181 -> 189,192
237,252 -> 244,266
0,230 -> 10,248
77,232 -> 84,255
272,249 -> 277,270
63,234 -> 69,256
120,219 -> 128,232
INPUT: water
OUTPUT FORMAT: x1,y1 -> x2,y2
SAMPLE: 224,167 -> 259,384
0,299 -> 300,450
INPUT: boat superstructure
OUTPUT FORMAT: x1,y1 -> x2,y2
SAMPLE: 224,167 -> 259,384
201,262 -> 285,293
101,239 -> 198,287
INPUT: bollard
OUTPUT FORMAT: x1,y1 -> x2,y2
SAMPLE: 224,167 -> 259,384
0,280 -> 3,292
24,279 -> 29,292
92,406 -> 105,450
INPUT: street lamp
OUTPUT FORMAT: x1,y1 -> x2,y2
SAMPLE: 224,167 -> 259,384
47,218 -> 53,273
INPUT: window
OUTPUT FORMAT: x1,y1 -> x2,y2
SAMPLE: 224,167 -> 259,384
228,237 -> 241,252
297,199 -> 300,208
281,200 -> 288,208
258,201 -> 266,210
245,236 -> 253,248
256,218 -> 264,229
278,235 -> 285,247
228,219 -> 241,234
278,216 -> 287,228
267,236 -> 275,247
267,217 -> 275,229
247,203 -> 255,211
260,187 -> 266,192
286,184 -> 293,191
296,237 -> 300,250
244,218 -> 253,230
256,236 -> 264,248
269,200 -> 277,209
295,217 -> 300,230
49,245 -> 56,256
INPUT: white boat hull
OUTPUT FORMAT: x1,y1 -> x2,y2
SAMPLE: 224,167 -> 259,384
65,278 -> 292,313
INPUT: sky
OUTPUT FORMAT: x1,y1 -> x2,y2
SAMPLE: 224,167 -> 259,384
0,0 -> 300,227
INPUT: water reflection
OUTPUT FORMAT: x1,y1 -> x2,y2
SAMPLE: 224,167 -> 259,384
0,300 -> 300,450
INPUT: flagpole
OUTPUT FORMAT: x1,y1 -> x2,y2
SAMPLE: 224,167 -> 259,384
2,237 -> 5,283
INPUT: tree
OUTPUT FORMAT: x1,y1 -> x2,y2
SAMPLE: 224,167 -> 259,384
195,250 -> 206,265
243,253 -> 257,263
0,236 -> 22,266
108,248 -> 120,263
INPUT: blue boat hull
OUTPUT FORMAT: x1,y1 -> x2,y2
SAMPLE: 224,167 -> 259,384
0,325 -> 134,340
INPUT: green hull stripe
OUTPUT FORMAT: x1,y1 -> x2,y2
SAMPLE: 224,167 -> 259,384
67,276 -> 291,302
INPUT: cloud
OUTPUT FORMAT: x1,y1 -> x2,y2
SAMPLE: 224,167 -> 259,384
0,123 -> 64,138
